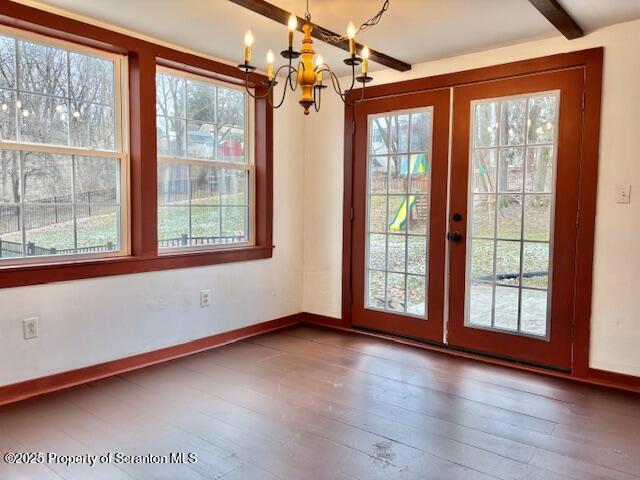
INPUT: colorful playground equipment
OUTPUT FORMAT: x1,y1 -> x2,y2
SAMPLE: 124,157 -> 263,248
389,154 -> 428,231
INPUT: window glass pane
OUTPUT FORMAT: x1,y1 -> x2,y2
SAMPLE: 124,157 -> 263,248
157,116 -> 186,157
18,40 -> 68,97
24,204 -> 75,253
218,126 -> 244,163
389,114 -> 408,153
474,102 -> 498,148
187,121 -> 215,159
370,116 -> 388,155
524,194 -> 551,241
521,289 -> 548,336
221,206 -> 247,240
217,87 -> 244,127
190,164 -> 219,206
495,240 -> 520,286
467,93 -> 557,337
470,239 -> 494,281
74,157 -> 119,203
70,102 -> 115,149
187,80 -> 216,123
220,169 -> 247,205
76,205 -> 119,252
156,73 -> 185,118
0,89 -> 16,140
19,93 -> 69,145
522,242 -> 549,289
368,233 -> 386,270
158,162 -> 189,205
23,153 -> 72,202
410,111 -> 430,152
500,98 -> 526,146
496,194 -> 522,240
407,236 -> 426,275
0,36 -> 16,89
386,272 -> 405,312
387,234 -> 405,272
369,195 -> 387,233
471,194 -> 494,238
369,156 -> 388,194
409,153 -> 429,193
468,282 -> 492,326
408,195 -> 428,235
389,155 -> 408,193
158,205 -> 189,245
407,275 -> 425,316
498,147 -> 524,193
368,270 -> 386,309
191,206 -> 220,240
472,149 -> 497,193
527,94 -> 557,144
0,151 -> 19,203
69,52 -> 114,105
526,146 -> 553,193
494,286 -> 519,331
0,205 -> 22,258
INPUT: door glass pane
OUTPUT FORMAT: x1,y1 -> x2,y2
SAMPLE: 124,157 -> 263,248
466,92 -> 558,338
366,108 -> 432,318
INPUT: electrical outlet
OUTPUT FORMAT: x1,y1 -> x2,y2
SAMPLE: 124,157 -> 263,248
23,317 -> 38,340
200,289 -> 212,308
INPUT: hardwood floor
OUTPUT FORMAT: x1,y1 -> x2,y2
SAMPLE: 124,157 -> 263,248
1,324 -> 639,480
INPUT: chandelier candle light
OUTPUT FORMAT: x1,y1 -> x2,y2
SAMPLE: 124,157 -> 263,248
238,0 -> 390,114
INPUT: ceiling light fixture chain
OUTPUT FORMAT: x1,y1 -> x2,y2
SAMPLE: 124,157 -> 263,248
319,0 -> 390,44
238,1 -> 380,114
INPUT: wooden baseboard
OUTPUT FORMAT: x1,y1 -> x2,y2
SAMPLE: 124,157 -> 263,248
301,314 -> 640,395
302,312 -> 345,328
0,313 -> 301,407
589,368 -> 640,390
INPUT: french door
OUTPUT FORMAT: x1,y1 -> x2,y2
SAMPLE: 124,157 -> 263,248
351,89 -> 450,342
447,68 -> 583,370
351,68 -> 585,370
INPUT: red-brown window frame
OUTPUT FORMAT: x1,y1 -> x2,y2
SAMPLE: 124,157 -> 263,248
0,1 -> 274,288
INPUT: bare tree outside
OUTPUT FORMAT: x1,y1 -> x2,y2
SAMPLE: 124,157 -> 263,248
156,69 -> 249,249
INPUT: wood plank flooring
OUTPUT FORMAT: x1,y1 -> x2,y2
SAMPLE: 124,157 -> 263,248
1,324 -> 639,480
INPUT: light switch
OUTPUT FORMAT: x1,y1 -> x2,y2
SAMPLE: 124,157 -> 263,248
615,184 -> 631,204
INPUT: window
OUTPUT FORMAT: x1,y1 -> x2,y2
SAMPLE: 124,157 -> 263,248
156,67 -> 252,251
0,26 -> 127,263
466,92 -> 558,337
366,109 -> 432,317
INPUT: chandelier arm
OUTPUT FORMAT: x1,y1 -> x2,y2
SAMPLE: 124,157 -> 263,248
271,74 -> 292,109
313,85 -> 322,112
326,69 -> 348,105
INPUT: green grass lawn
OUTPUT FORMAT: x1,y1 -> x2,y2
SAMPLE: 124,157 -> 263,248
1,194 -> 247,253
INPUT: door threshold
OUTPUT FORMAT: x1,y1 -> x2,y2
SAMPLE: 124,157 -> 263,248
351,324 -> 571,374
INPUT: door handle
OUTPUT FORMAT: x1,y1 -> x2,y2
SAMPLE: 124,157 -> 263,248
447,231 -> 463,242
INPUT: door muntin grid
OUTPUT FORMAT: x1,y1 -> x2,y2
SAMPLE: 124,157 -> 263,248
365,107 -> 433,319
465,91 -> 559,339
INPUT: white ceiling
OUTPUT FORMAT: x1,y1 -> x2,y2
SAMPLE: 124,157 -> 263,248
15,0 -> 640,76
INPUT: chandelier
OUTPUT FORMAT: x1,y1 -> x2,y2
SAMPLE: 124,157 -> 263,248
237,1 -> 391,114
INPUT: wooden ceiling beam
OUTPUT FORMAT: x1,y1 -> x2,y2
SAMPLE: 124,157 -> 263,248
228,0 -> 411,72
528,0 -> 584,39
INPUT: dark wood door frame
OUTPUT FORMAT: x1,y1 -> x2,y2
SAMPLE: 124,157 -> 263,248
342,48 -> 603,379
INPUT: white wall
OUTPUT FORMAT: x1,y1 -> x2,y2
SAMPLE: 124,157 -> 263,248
302,18 -> 640,377
0,94 -> 305,386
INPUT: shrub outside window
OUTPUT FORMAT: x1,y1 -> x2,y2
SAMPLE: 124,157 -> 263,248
156,66 -> 253,251
0,25 -> 128,264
